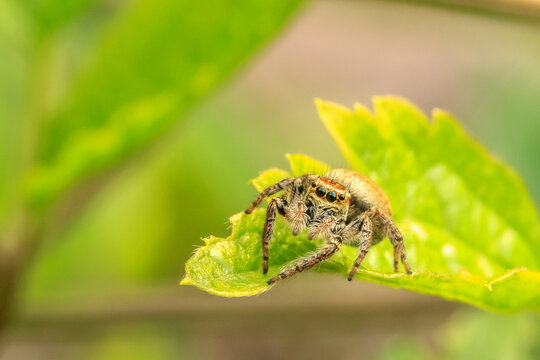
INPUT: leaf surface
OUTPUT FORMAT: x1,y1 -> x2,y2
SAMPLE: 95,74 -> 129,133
182,97 -> 540,311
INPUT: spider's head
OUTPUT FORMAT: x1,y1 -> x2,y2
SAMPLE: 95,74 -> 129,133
307,176 -> 351,218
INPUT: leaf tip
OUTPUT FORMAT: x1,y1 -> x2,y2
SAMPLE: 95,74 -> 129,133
353,102 -> 372,117
371,94 -> 397,108
314,98 -> 354,118
432,108 -> 460,126
179,277 -> 192,286
372,95 -> 429,123
432,107 -> 450,117
371,95 -> 384,104
371,94 -> 409,106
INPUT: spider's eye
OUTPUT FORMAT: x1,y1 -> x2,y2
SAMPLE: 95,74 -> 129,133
316,186 -> 326,197
326,191 -> 337,202
311,182 -> 317,188
339,194 -> 345,201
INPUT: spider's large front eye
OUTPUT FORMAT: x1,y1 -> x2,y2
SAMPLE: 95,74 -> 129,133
326,191 -> 337,202
316,186 -> 326,197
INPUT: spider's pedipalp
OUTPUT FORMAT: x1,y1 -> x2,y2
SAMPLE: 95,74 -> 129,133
287,196 -> 309,236
307,215 -> 337,240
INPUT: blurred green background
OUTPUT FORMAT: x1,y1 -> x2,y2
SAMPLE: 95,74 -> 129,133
1,0 -> 539,359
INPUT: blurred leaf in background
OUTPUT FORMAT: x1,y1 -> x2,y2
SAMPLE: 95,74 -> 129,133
0,0 -> 304,318
24,0 -> 305,208
182,98 -> 540,311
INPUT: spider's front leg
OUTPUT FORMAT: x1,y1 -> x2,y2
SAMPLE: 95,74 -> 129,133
246,177 -> 304,274
261,198 -> 287,274
267,238 -> 341,285
245,177 -> 296,214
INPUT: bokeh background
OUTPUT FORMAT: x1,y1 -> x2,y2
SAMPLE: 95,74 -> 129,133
1,0 -> 540,359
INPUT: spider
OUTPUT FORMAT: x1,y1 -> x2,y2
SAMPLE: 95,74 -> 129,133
245,168 -> 412,285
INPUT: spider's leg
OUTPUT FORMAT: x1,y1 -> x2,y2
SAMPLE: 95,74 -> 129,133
346,214 -> 372,281
388,220 -> 412,274
372,210 -> 412,274
262,198 -> 287,274
245,177 -> 296,214
267,239 -> 341,285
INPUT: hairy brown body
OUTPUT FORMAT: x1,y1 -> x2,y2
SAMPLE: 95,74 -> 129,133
245,169 -> 412,285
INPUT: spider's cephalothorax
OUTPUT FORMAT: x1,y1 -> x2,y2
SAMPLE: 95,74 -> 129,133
245,169 -> 412,285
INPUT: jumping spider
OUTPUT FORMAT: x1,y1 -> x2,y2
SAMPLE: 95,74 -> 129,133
245,168 -> 412,285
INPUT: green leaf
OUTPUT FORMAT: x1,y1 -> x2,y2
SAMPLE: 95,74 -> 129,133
25,0 -> 303,209
182,97 -> 540,312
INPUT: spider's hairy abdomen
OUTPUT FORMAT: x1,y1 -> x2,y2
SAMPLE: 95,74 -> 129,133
325,169 -> 392,220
